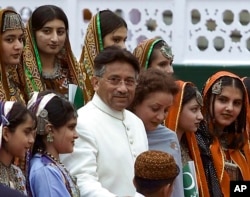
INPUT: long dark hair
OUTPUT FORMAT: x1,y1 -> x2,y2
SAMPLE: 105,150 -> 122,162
31,5 -> 68,31
99,10 -> 127,39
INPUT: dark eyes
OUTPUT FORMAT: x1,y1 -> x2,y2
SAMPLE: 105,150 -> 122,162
107,77 -> 136,86
42,29 -> 66,35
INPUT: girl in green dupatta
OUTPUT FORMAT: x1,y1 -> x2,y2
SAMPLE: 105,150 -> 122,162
23,5 -> 86,103
133,38 -> 174,74
79,10 -> 128,101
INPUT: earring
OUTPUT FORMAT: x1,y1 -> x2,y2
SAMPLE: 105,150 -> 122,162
47,131 -> 53,143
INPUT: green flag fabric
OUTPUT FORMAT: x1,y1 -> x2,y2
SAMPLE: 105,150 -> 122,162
183,161 -> 199,197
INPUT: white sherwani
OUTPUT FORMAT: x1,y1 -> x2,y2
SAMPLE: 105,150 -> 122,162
61,93 -> 148,197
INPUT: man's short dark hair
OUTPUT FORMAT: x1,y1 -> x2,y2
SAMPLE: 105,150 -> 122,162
93,45 -> 140,76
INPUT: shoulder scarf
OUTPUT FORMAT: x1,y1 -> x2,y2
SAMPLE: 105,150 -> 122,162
165,80 -> 210,197
0,9 -> 27,103
133,38 -> 162,70
79,12 -> 103,101
23,18 -> 87,102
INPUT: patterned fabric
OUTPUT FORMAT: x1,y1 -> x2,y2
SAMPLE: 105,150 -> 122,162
134,150 -> 179,180
23,18 -> 87,102
0,162 -> 27,195
79,12 -> 103,101
197,71 -> 250,197
0,9 -> 27,103
165,80 -> 210,197
133,38 -> 161,70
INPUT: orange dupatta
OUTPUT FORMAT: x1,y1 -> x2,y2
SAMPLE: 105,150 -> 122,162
203,71 -> 250,197
165,80 -> 210,197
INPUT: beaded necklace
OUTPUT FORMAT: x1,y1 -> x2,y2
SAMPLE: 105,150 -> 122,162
37,149 -> 80,197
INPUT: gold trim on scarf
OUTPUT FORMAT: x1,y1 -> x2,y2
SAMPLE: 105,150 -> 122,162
23,17 -> 87,102
79,12 -> 101,101
0,9 -> 27,103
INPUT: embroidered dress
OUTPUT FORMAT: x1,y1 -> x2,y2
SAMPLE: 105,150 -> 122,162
0,162 -> 27,195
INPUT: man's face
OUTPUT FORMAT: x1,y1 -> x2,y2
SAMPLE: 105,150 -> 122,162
92,61 -> 137,111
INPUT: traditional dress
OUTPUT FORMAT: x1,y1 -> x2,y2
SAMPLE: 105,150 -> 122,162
79,12 -> 104,101
165,80 -> 210,197
133,38 -> 173,70
0,162 -> 27,195
23,18 -> 87,102
29,153 -> 80,197
0,101 -> 27,195
0,9 -> 28,103
196,71 -> 250,197
27,92 -> 80,197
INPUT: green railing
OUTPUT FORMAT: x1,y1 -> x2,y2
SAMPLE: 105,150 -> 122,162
174,64 -> 250,90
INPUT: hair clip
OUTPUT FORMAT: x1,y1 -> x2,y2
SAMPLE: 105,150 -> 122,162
212,79 -> 222,95
160,42 -> 174,60
39,109 -> 48,119
195,89 -> 203,106
1,115 -> 10,126
37,109 -> 49,135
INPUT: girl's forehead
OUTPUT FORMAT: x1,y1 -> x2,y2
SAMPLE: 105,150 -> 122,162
220,86 -> 243,98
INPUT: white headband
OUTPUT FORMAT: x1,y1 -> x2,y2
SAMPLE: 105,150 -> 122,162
27,92 -> 57,116
0,101 -> 15,148
28,92 -> 57,135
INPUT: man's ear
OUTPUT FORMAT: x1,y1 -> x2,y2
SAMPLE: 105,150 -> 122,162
91,76 -> 100,92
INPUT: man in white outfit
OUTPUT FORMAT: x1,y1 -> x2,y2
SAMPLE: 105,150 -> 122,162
61,46 -> 148,197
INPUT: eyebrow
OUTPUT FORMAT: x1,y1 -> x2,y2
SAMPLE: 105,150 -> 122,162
3,33 -> 24,38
